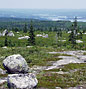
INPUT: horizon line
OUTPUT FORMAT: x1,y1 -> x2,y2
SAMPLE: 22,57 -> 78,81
0,8 -> 86,10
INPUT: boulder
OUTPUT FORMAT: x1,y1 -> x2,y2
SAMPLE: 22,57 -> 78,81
76,40 -> 83,43
2,46 -> 7,49
0,32 -> 2,36
7,73 -> 38,89
18,36 -> 30,39
2,29 -> 8,36
68,31 -> 72,33
3,54 -> 29,73
42,34 -> 48,38
7,31 -> 15,36
36,34 -> 43,37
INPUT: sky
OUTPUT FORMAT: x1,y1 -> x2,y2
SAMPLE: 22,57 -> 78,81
0,0 -> 86,9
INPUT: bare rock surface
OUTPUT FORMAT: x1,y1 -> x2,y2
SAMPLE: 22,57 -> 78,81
46,51 -> 86,70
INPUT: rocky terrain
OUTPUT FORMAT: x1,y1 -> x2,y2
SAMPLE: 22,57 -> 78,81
0,50 -> 86,89
0,54 -> 38,89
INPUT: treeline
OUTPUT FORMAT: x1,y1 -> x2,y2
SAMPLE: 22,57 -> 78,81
0,17 -> 86,32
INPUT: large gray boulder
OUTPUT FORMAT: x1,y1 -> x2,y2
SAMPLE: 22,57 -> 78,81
7,73 -> 38,89
3,54 -> 29,73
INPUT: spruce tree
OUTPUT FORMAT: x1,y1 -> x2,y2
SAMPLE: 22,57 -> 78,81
73,16 -> 78,35
23,24 -> 28,33
79,32 -> 83,39
4,36 -> 8,46
27,21 -> 35,46
69,24 -> 76,47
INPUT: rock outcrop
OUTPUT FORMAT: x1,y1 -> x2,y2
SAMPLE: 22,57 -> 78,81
7,73 -> 38,89
3,54 -> 29,73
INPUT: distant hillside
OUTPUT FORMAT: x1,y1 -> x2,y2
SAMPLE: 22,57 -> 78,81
0,9 -> 86,21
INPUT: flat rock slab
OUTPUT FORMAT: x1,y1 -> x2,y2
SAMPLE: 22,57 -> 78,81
46,56 -> 83,70
48,51 -> 86,56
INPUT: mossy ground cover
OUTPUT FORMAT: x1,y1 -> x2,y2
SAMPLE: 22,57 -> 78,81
37,63 -> 86,89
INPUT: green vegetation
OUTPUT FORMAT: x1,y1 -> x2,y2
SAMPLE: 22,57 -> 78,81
27,21 -> 35,46
37,69 -> 86,89
37,63 -> 86,89
0,18 -> 86,88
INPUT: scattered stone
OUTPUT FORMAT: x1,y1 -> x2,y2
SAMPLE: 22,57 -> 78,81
0,77 -> 7,85
7,73 -> 38,89
76,40 -> 83,43
0,32 -> 2,36
1,30 -> 15,37
53,71 -> 69,74
36,34 -> 43,37
17,31 -> 19,33
2,29 -> 8,36
58,40 -> 66,42
56,87 -> 62,89
27,46 -> 33,48
7,31 -> 15,36
0,68 -> 6,74
3,54 -> 29,73
68,85 -> 86,89
42,34 -> 48,38
2,46 -> 7,49
83,33 -> 86,34
36,34 -> 48,38
68,31 -> 72,33
18,36 -> 30,39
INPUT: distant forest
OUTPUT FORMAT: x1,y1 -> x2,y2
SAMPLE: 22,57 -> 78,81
0,17 -> 86,31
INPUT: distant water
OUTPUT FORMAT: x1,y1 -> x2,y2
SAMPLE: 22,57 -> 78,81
0,9 -> 86,22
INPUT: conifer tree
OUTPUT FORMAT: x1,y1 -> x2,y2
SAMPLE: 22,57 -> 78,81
23,23 -> 28,33
79,32 -> 83,39
4,36 -> 8,46
69,24 -> 76,47
27,21 -> 35,46
73,16 -> 78,35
